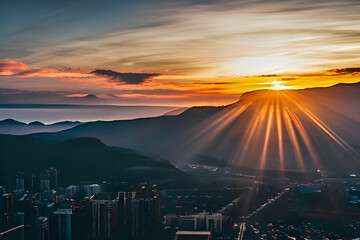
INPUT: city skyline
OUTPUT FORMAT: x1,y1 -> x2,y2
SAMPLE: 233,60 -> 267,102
1,1 -> 360,239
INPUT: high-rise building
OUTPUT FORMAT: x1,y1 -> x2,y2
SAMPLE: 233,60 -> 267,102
15,212 -> 25,240
197,212 -> 207,230
16,199 -> 38,226
82,184 -> 101,198
26,174 -> 35,192
206,213 -> 223,233
40,173 -> 50,192
48,168 -> 58,190
90,193 -> 118,239
0,194 -> 16,238
131,183 -> 161,239
15,212 -> 25,226
15,199 -> 38,240
117,191 -> 136,228
71,198 -> 92,240
35,217 -> 50,240
15,172 -> 25,191
0,194 -> 14,215
53,208 -> 73,240
26,174 -> 39,192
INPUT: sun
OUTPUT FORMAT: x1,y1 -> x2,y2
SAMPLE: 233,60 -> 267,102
271,80 -> 282,90
269,80 -> 291,90
258,80 -> 292,90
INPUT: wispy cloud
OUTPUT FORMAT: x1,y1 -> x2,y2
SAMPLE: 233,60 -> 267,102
3,0 -> 360,77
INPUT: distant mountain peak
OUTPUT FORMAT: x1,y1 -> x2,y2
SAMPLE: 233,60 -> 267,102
84,94 -> 98,99
0,119 -> 83,135
0,118 -> 25,125
28,121 -> 45,126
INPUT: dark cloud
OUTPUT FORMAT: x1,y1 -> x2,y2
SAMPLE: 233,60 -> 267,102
258,74 -> 279,77
90,69 -> 159,84
330,67 -> 360,75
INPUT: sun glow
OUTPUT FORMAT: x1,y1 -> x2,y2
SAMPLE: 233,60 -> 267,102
258,80 -> 293,91
179,88 -> 360,172
270,80 -> 290,90
234,90 -> 359,170
221,56 -> 308,76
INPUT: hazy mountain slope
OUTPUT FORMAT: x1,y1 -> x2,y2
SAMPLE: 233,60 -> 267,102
297,82 -> 360,122
163,107 -> 189,116
0,135 -> 190,190
0,119 -> 82,135
52,83 -> 360,173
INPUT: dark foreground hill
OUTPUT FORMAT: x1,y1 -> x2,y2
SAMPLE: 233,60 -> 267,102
47,82 -> 360,173
0,134 -> 191,190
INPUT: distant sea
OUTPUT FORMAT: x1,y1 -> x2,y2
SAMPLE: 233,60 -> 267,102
0,104 -> 178,124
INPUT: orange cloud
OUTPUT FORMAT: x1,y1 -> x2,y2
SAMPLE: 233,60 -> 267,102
117,93 -> 192,99
1,60 -> 360,107
0,60 -> 28,75
64,93 -> 89,98
0,60 -> 91,78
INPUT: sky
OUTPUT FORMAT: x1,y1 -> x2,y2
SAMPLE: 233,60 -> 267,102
1,0 -> 360,106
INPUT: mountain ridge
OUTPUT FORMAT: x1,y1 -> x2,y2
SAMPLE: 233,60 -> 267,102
0,118 -> 83,135
51,82 -> 360,173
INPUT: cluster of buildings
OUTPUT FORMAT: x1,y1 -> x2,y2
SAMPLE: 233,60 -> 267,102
15,168 -> 58,193
248,221 -> 347,240
164,212 -> 223,233
0,169 -> 162,240
0,166 -> 235,240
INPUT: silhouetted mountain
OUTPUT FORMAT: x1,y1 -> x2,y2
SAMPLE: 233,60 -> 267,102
0,118 -> 25,125
51,120 -> 82,127
0,119 -> 82,135
50,82 -> 360,173
0,104 -> 179,125
0,135 -> 191,190
298,82 -> 360,122
83,94 -> 98,99
28,121 -> 45,126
